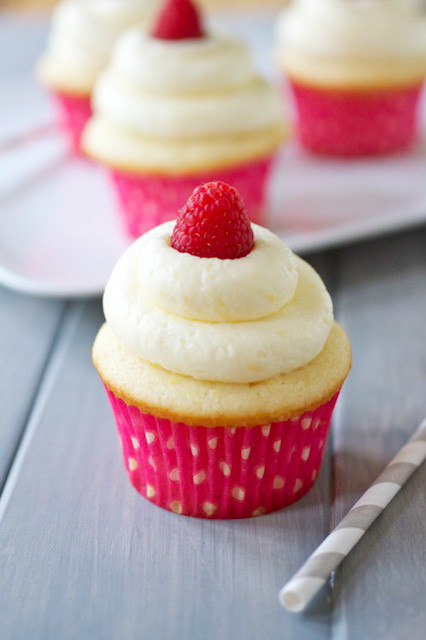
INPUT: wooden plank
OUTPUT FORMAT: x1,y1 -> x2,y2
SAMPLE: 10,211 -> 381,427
330,229 -> 426,639
0,286 -> 64,490
0,286 -> 335,640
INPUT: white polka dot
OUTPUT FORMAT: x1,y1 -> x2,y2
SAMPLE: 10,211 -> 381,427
145,431 -> 156,444
311,469 -> 318,481
190,444 -> 199,457
193,470 -> 206,485
166,437 -> 175,450
256,465 -> 265,479
202,502 -> 217,516
146,484 -> 156,498
169,468 -> 180,482
273,440 -> 282,453
294,479 -> 303,493
319,439 -> 325,449
131,436 -> 140,450
252,507 -> 266,517
241,447 -> 251,461
232,486 -> 246,501
230,428 -> 237,435
148,455 -> 156,469
170,500 -> 183,514
220,462 -> 232,477
301,417 -> 312,430
301,446 -> 311,461
273,475 -> 285,490
261,425 -> 271,437
128,457 -> 138,472
312,418 -> 321,431
289,445 -> 296,459
208,437 -> 218,450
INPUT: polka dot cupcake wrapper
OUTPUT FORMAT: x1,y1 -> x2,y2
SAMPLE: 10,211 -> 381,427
288,80 -> 423,156
105,387 -> 340,519
53,91 -> 92,152
110,155 -> 274,239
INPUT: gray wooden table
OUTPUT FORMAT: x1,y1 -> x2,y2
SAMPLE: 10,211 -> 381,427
1,12 -> 426,640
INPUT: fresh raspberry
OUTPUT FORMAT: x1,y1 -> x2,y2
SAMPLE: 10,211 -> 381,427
152,0 -> 204,41
170,181 -> 254,259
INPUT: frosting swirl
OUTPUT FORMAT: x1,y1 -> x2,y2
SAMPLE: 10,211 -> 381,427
277,0 -> 426,88
92,29 -> 282,139
111,29 -> 254,94
129,223 -> 298,322
83,27 -> 284,171
103,222 -> 334,384
37,0 -> 160,94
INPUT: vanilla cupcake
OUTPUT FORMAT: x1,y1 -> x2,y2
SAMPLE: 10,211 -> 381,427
37,0 -> 160,149
276,0 -> 426,156
83,0 -> 286,237
93,181 -> 351,519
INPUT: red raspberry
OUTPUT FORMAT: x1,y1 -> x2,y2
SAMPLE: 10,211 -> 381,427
152,0 -> 204,41
171,181 -> 255,259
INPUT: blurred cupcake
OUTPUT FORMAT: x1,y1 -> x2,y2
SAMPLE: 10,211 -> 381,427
37,0 -> 160,150
83,0 -> 286,237
93,181 -> 351,519
276,0 -> 426,156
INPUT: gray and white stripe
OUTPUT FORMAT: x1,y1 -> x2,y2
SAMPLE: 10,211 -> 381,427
279,418 -> 426,613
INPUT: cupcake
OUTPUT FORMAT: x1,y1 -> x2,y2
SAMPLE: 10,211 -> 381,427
36,0 -> 160,150
93,181 -> 351,519
276,0 -> 426,156
82,0 -> 286,237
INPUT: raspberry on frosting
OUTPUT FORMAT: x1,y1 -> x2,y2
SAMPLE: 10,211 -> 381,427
170,181 -> 255,259
152,0 -> 204,41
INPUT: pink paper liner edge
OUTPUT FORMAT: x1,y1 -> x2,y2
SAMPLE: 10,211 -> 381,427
110,155 -> 275,238
105,387 -> 340,519
53,91 -> 92,152
288,81 -> 423,157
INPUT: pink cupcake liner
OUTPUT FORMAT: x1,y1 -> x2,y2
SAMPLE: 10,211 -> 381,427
288,81 -> 423,156
105,387 -> 340,519
110,155 -> 275,238
53,91 -> 92,152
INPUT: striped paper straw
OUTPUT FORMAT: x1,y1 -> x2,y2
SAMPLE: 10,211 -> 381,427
279,418 -> 426,613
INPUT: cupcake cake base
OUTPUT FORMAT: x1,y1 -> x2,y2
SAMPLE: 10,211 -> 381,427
94,319 -> 351,519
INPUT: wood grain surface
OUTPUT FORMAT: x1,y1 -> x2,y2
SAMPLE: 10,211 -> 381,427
331,231 -> 426,640
0,287 -> 63,490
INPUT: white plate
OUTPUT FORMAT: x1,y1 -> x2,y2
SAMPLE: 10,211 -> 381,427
0,78 -> 131,298
1,75 -> 426,298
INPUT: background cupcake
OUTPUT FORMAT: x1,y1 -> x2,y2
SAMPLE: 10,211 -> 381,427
36,0 -> 161,150
276,0 -> 426,156
83,0 -> 286,237
93,181 -> 351,519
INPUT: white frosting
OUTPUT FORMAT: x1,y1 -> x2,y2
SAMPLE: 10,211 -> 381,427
111,29 -> 253,94
103,222 -> 334,384
83,116 -> 283,173
39,0 -> 160,91
132,223 -> 298,322
89,28 -> 282,144
93,75 -> 282,138
277,0 -> 426,60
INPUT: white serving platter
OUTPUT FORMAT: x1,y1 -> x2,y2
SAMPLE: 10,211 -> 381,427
1,73 -> 426,299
